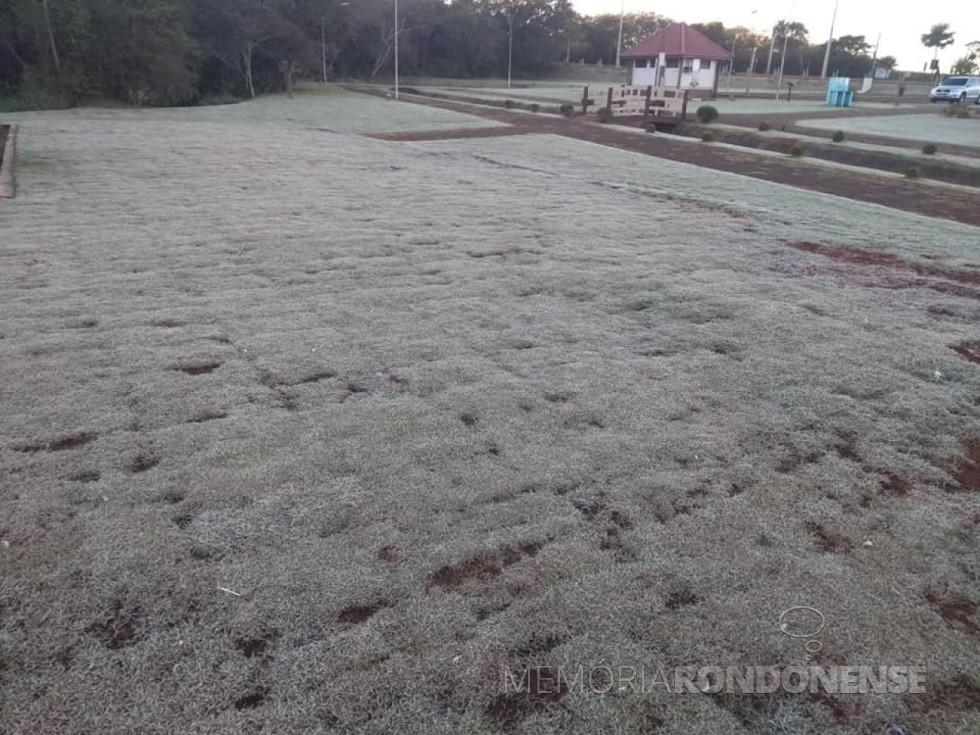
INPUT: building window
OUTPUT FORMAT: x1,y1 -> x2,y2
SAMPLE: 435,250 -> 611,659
666,58 -> 680,68
682,64 -> 694,73
701,59 -> 713,69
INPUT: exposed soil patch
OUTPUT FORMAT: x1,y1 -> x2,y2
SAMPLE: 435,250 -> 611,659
664,582 -> 699,610
805,521 -> 854,553
376,545 -> 400,563
905,673 -> 980,713
234,636 -> 271,659
129,447 -> 159,473
368,126 -> 530,142
175,359 -> 222,376
69,469 -> 101,483
952,341 -> 980,365
426,542 -> 542,589
952,439 -> 980,492
485,666 -> 568,732
283,371 -> 336,386
86,602 -> 146,650
337,602 -> 384,625
233,687 -> 269,710
924,588 -> 979,636
787,241 -> 980,286
14,431 -> 97,453
187,410 -> 228,424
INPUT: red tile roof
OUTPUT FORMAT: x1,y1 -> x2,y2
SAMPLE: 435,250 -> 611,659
621,23 -> 733,60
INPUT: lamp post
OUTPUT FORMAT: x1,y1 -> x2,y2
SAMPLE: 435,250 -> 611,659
506,10 -> 514,88
394,0 -> 399,99
775,0 -> 797,100
820,0 -> 839,78
615,0 -> 625,68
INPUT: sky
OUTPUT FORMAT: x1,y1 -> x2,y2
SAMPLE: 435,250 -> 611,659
572,1 -> 980,73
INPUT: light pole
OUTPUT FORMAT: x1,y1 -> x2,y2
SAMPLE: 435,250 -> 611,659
506,10 -> 514,88
820,0 -> 839,78
615,0 -> 625,68
766,23 -> 777,74
394,0 -> 399,99
775,0 -> 797,100
728,11 -> 757,97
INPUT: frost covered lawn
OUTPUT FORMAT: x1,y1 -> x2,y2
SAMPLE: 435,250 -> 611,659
1,92 -> 979,734
800,112 -> 980,148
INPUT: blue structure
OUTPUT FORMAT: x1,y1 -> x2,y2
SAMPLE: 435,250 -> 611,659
826,77 -> 853,107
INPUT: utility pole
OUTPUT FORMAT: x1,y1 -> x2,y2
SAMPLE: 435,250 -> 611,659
394,0 -> 399,99
746,46 -> 758,93
869,33 -> 881,78
728,35 -> 737,97
615,0 -> 625,68
506,10 -> 514,88
820,0 -> 839,78
775,0 -> 797,100
766,24 -> 777,74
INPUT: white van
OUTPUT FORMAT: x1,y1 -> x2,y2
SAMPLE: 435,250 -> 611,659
929,76 -> 980,104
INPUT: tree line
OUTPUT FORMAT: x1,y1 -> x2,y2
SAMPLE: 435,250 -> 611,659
0,1 -> 969,109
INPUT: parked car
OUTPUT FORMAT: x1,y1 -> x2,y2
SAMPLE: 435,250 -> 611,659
929,76 -> 980,104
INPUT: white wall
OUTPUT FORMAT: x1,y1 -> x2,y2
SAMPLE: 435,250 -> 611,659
633,67 -> 658,86
633,58 -> 718,90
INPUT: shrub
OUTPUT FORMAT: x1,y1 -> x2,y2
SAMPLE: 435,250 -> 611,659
696,105 -> 719,123
921,143 -> 938,155
560,103 -> 574,117
701,131 -> 714,142
758,121 -> 771,131
597,106 -> 613,123
503,99 -> 516,109
645,122 -> 658,133
906,165 -> 920,179
529,103 -> 540,113
788,145 -> 804,157
831,130 -> 845,143
943,103 -> 971,118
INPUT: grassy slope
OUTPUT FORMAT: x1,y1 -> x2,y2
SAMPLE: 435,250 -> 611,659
798,113 -> 980,148
1,92 -> 979,734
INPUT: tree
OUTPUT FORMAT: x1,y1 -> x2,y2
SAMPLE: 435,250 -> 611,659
877,55 -> 897,72
950,40 -> 979,75
577,12 -> 669,66
921,23 -> 955,76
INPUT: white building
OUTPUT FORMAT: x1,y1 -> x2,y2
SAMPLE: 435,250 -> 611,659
622,23 -> 733,97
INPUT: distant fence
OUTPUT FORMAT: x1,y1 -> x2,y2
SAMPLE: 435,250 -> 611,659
582,85 -> 691,123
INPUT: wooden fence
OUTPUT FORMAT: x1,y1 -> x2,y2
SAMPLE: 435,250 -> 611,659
581,85 -> 690,123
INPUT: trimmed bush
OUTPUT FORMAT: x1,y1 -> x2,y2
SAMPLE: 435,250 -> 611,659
597,107 -> 613,124
906,165 -> 920,179
529,103 -> 540,113
503,99 -> 516,109
943,103 -> 971,118
559,103 -> 575,117
645,122 -> 658,134
921,143 -> 938,155
758,121 -> 771,131
701,131 -> 714,142
831,130 -> 845,143
788,145 -> 804,157
696,105 -> 719,124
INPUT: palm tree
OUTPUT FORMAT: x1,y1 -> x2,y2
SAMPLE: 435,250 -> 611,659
921,23 -> 955,78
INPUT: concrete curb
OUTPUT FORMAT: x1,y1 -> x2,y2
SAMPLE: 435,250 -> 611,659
0,124 -> 16,198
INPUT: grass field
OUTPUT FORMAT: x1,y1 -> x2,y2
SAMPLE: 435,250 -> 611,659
799,112 -> 980,148
2,91 -> 980,734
